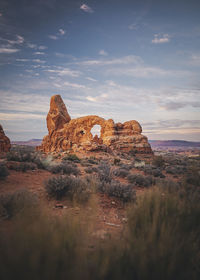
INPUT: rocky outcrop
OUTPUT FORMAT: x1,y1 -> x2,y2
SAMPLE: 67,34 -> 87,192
0,124 -> 11,152
37,95 -> 152,154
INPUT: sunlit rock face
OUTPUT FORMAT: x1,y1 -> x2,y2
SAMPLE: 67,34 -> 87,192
0,124 -> 11,152
37,95 -> 152,154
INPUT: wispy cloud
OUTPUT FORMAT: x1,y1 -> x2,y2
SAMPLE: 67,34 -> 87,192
76,55 -> 142,66
63,81 -> 86,89
38,45 -> 47,50
49,28 -> 66,40
48,35 -> 58,40
86,77 -> 97,82
0,47 -> 19,54
80,4 -> 94,13
86,93 -> 108,102
128,23 -> 138,30
152,34 -> 170,44
33,52 -> 45,55
99,49 -> 108,56
45,67 -> 81,77
59,28 -> 65,35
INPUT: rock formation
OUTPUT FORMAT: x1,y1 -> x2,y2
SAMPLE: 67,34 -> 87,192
0,124 -> 11,152
37,95 -> 152,154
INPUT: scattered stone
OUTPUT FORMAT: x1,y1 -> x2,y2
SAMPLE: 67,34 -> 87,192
105,222 -> 121,227
55,203 -> 64,209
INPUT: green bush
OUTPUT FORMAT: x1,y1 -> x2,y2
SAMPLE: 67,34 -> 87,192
63,154 -> 80,162
0,163 -> 9,179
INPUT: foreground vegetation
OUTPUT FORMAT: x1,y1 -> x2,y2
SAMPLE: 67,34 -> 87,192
0,145 -> 199,279
0,184 -> 199,280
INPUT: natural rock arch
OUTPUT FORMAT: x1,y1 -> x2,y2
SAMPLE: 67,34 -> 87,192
37,95 -> 152,154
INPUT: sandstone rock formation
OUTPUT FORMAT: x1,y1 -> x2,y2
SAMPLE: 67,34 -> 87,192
37,95 -> 152,154
0,124 -> 11,152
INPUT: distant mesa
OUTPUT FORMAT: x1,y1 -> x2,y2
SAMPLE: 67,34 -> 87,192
37,94 -> 153,154
0,124 -> 11,152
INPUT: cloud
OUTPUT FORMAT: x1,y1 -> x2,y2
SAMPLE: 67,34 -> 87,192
128,23 -> 138,30
0,112 -> 44,121
152,34 -> 170,44
32,59 -> 46,64
86,94 -> 108,102
160,101 -> 200,111
63,81 -> 86,89
0,47 -> 19,53
48,35 -> 58,40
7,35 -> 24,45
59,28 -> 65,35
76,55 -> 142,66
34,52 -> 45,55
80,4 -> 93,13
27,43 -> 47,50
49,28 -> 66,40
45,68 -> 81,77
99,49 -> 108,56
38,45 -> 47,50
86,77 -> 97,82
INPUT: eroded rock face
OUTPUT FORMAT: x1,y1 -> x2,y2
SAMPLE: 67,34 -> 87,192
0,124 -> 11,152
38,95 -> 152,154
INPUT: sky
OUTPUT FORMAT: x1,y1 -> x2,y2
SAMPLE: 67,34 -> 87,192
0,0 -> 200,141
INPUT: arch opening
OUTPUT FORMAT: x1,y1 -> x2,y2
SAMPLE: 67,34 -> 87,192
90,124 -> 101,138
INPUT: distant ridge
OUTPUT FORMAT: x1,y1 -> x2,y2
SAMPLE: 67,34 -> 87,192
149,140 -> 200,148
11,139 -> 42,146
11,139 -> 200,148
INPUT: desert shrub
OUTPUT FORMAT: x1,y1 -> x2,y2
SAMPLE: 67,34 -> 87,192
185,167 -> 200,187
0,163 -> 9,179
48,163 -> 80,176
124,187 -> 200,280
9,162 -> 37,172
144,165 -> 165,178
113,158 -> 121,165
0,186 -> 199,280
33,154 -> 54,170
0,212 -> 89,280
120,164 -> 132,170
6,151 -> 33,162
152,155 -> 165,168
45,175 -> 92,202
84,167 -> 98,174
88,156 -> 98,164
6,151 -> 22,161
0,189 -> 38,219
127,174 -> 154,187
166,165 -> 186,175
113,168 -> 129,178
63,154 -> 80,163
101,180 -> 136,202
97,161 -> 112,184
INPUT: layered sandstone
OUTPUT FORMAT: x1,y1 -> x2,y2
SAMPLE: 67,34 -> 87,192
0,124 -> 11,152
37,95 -> 152,154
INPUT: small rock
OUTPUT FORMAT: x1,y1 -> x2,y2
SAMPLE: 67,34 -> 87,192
122,218 -> 128,223
55,204 -> 63,209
